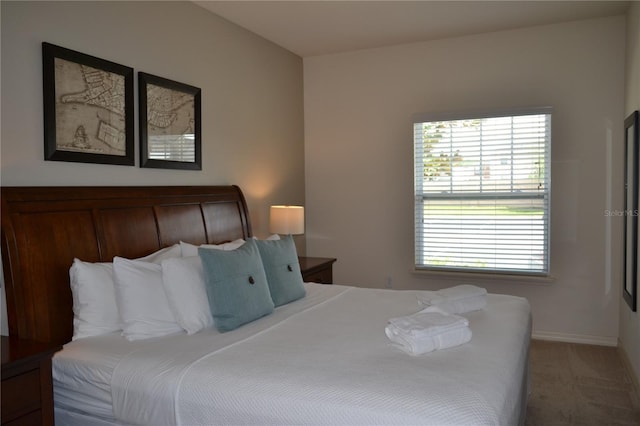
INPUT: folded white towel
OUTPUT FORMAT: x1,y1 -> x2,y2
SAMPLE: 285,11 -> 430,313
386,325 -> 472,356
418,284 -> 487,306
420,295 -> 487,315
385,311 -> 471,355
388,310 -> 469,337
417,284 -> 487,314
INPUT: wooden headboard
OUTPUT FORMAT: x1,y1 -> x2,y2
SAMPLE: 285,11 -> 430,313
1,185 -> 252,345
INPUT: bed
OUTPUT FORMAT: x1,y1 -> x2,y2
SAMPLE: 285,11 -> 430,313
1,185 -> 532,425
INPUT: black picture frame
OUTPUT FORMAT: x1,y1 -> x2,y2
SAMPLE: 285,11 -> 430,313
624,110 -> 639,312
139,72 -> 201,170
42,42 -> 134,165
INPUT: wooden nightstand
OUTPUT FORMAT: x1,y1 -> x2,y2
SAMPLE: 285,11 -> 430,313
299,256 -> 337,284
1,336 -> 62,426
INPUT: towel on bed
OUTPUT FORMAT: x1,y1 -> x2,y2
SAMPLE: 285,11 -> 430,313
385,310 -> 472,355
417,284 -> 487,314
420,296 -> 487,315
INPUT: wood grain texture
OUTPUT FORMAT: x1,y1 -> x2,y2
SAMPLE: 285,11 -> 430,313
1,185 -> 252,344
1,336 -> 61,426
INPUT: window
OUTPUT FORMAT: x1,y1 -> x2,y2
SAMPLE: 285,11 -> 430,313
413,108 -> 551,276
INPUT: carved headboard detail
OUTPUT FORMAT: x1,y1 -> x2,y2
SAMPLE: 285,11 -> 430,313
1,185 -> 252,344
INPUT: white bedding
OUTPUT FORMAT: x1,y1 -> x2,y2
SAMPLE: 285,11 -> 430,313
53,332 -> 130,421
53,283 -> 531,426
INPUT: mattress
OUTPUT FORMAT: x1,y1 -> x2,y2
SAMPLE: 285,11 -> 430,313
53,332 -> 130,421
53,283 -> 531,425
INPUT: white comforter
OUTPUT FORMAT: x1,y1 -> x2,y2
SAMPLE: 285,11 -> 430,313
56,283 -> 531,426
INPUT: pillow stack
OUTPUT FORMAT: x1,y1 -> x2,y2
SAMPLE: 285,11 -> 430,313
69,244 -> 182,341
198,239 -> 275,332
68,234 -> 307,341
199,235 -> 306,332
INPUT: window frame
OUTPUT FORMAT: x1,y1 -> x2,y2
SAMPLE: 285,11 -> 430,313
413,107 -> 552,277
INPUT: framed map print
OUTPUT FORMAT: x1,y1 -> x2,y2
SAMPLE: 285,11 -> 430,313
624,110 -> 639,312
42,42 -> 134,165
138,72 -> 201,170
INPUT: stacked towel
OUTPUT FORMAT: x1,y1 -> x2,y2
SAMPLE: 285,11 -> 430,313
417,284 -> 487,314
385,310 -> 472,356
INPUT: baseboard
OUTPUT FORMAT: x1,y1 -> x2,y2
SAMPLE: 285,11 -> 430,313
617,339 -> 640,408
532,331 -> 618,347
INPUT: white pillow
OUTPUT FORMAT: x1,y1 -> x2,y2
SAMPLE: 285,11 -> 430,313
161,256 -> 214,334
69,244 -> 181,340
113,257 -> 183,341
139,244 -> 182,263
180,239 -> 245,257
69,259 -> 120,340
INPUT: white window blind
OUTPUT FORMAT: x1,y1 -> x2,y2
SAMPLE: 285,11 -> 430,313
148,134 -> 196,162
413,108 -> 551,276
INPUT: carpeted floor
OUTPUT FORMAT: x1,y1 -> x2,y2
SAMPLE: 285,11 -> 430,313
525,340 -> 640,426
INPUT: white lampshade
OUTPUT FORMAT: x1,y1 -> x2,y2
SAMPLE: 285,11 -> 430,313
270,205 -> 305,235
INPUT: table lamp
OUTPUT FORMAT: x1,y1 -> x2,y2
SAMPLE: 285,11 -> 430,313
270,205 -> 304,235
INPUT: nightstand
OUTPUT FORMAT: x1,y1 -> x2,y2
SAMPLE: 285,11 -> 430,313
299,256 -> 337,284
1,336 -> 62,426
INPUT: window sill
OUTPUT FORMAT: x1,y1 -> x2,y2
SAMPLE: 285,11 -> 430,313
412,268 -> 555,285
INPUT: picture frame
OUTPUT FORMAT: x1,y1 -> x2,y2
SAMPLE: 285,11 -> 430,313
42,42 -> 134,165
623,110 -> 639,312
138,72 -> 201,170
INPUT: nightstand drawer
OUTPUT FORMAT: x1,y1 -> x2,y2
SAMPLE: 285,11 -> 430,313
1,369 -> 41,422
303,268 -> 333,284
299,257 -> 336,284
2,336 -> 61,426
4,410 -> 41,426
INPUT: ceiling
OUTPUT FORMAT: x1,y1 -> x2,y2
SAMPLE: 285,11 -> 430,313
195,1 -> 630,57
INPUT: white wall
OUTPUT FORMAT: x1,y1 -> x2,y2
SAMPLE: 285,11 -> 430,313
304,16 -> 626,344
1,1 -> 304,333
620,1 -> 640,386
1,1 -> 305,232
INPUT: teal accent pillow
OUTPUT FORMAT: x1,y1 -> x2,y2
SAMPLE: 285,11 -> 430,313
198,239 -> 274,332
255,234 -> 306,307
